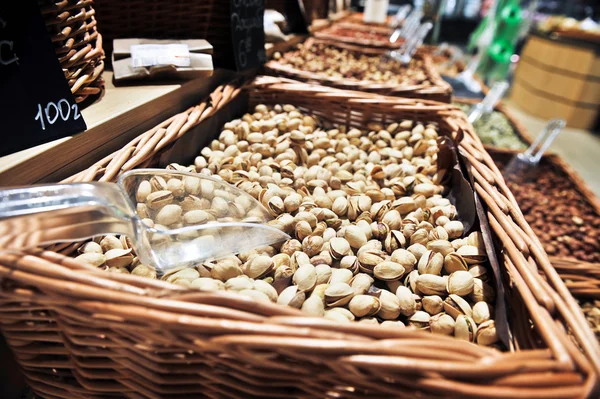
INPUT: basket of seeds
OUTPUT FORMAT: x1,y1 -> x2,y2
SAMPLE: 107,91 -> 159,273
455,99 -> 533,150
265,38 -> 453,102
0,76 -> 598,398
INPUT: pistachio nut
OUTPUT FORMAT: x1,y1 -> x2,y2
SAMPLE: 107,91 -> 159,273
277,285 -> 306,308
407,243 -> 427,261
329,268 -> 354,285
456,245 -> 487,265
315,264 -> 332,285
447,271 -> 475,296
472,301 -> 493,324
348,295 -> 382,317
131,264 -> 157,279
324,307 -> 355,323
373,261 -> 406,281
245,255 -> 274,279
155,204 -> 183,226
324,282 -> 354,307
273,265 -> 294,293
253,279 -> 278,302
443,294 -> 473,319
471,278 -> 495,303
415,274 -> 447,296
293,264 -> 317,292
211,261 -> 243,281
345,225 -> 368,249
339,255 -> 359,274
430,313 -> 455,335
381,320 -> 406,328
377,290 -> 401,320
417,250 -> 444,275
384,230 -> 406,253
302,236 -> 324,257
75,252 -> 106,267
105,248 -> 134,268
329,237 -> 352,259
475,320 -> 498,346
225,276 -> 255,292
350,273 -> 374,295
444,252 -> 469,274
381,210 -> 402,230
408,310 -> 431,330
468,265 -> 489,282
395,286 -> 417,316
357,250 -> 386,274
136,180 -> 152,202
422,295 -> 444,315
191,277 -> 224,291
146,190 -> 174,210
183,210 -> 209,225
100,235 -> 123,252
390,249 -> 417,273
427,240 -> 454,257
301,295 -> 325,316
455,315 -> 477,342
79,241 -> 103,254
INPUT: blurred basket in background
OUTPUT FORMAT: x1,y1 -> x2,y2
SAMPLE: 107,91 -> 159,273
39,0 -> 105,104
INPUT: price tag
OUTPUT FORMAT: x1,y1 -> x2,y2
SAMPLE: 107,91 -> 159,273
230,0 -> 266,71
0,2 -> 86,157
131,44 -> 191,68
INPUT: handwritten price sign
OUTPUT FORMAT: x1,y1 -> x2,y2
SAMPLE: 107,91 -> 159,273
0,2 -> 86,156
230,0 -> 266,71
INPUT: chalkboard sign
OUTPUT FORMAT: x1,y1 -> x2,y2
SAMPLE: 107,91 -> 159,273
285,0 -> 309,34
0,2 -> 87,157
230,0 -> 266,71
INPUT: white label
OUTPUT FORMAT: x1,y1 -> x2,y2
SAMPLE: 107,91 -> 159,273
130,44 -> 191,68
363,0 -> 389,24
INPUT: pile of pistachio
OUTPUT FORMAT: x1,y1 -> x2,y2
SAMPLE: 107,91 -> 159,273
76,104 -> 498,346
456,103 -> 526,150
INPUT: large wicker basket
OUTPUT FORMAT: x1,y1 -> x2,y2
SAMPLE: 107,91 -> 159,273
265,38 -> 453,102
1,77 -> 599,398
39,0 -> 105,104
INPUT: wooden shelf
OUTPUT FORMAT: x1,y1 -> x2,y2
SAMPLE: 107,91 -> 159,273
0,70 -> 233,185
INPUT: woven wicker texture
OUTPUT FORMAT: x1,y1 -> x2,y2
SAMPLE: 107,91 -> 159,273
265,38 -> 453,102
315,22 -> 403,48
1,77 -> 599,398
93,0 -> 214,59
39,0 -> 105,103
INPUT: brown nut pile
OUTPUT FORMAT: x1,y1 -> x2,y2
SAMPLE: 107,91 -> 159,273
273,43 -> 430,85
78,104 -> 498,346
494,157 -> 600,262
580,300 -> 600,340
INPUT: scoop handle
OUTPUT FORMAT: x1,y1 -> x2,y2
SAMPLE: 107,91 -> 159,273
0,183 -> 135,249
467,81 -> 509,124
391,5 -> 412,28
523,119 -> 566,163
398,22 -> 433,63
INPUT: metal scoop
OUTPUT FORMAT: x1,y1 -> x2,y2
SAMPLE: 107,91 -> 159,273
389,9 -> 423,44
390,5 -> 412,29
503,119 -> 566,182
0,169 -> 290,272
467,81 -> 509,124
456,53 -> 483,93
386,22 -> 433,65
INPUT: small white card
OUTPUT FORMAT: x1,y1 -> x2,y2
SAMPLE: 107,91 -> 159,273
130,44 -> 191,68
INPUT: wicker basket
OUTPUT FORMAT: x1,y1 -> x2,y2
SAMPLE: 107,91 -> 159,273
265,38 -> 453,102
39,0 -> 105,104
454,98 -> 535,150
315,22 -> 403,48
1,76 -> 598,398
